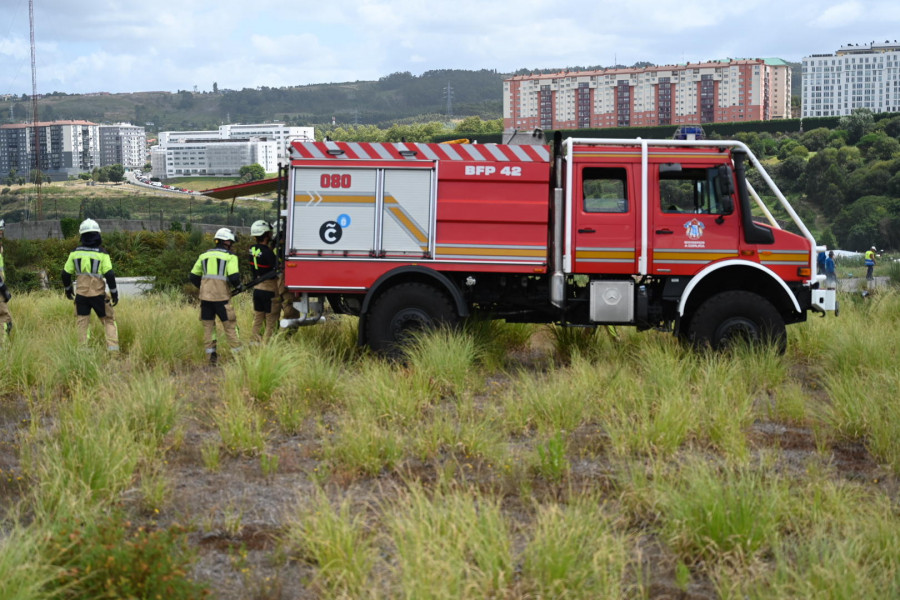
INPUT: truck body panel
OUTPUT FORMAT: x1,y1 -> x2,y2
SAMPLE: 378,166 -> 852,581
285,141 -> 551,292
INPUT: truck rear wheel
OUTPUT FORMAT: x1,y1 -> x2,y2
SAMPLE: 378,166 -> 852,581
687,290 -> 786,353
365,282 -> 458,355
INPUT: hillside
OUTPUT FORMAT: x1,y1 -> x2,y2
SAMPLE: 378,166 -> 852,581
0,70 -> 506,133
1,61 -> 803,134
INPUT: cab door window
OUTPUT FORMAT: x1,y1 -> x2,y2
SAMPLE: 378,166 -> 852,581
659,166 -> 730,214
583,167 -> 628,213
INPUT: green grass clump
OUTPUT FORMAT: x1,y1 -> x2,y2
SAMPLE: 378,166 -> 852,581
0,525 -> 58,600
386,482 -> 512,598
520,497 -> 630,598
211,392 -> 268,457
21,389 -> 143,519
622,457 -> 789,566
403,326 -> 481,398
282,490 -> 376,597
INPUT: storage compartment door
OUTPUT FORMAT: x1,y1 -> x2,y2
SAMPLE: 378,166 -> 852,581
291,168 -> 377,255
381,169 -> 433,256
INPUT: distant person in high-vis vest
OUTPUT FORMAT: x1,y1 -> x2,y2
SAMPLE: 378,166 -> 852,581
61,219 -> 119,351
0,220 -> 13,340
865,246 -> 877,283
247,220 -> 279,342
190,228 -> 243,365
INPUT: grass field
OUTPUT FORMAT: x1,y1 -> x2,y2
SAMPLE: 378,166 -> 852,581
1,288 -> 899,599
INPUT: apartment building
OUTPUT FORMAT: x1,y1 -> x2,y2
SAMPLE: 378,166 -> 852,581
802,41 -> 900,117
0,120 -> 100,180
504,58 -> 791,131
98,123 -> 147,169
1,120 -> 147,180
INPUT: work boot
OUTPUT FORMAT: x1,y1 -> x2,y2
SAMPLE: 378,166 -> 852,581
209,351 -> 218,366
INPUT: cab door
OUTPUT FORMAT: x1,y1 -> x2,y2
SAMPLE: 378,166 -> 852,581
649,163 -> 740,276
571,164 -> 638,275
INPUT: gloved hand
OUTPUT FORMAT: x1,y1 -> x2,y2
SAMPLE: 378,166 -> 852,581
111,291 -> 119,306
65,288 -> 75,301
1,287 -> 10,303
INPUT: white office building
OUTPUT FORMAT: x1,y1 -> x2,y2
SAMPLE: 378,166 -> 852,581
151,123 -> 313,179
802,41 -> 900,117
158,123 -> 313,164
151,138 -> 278,179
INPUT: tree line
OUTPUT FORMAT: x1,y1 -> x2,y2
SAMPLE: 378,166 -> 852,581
734,109 -> 900,251
0,70 -> 505,133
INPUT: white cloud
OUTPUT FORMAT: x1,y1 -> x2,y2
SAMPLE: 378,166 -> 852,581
811,1 -> 863,28
2,0 -> 899,94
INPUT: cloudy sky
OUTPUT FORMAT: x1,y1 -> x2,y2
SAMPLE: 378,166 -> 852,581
2,0 -> 900,95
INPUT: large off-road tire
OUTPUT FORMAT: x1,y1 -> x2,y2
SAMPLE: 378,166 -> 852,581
686,290 -> 787,353
365,282 -> 458,355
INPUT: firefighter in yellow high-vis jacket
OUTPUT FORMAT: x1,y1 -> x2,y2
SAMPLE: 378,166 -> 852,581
190,228 -> 243,365
61,219 -> 119,351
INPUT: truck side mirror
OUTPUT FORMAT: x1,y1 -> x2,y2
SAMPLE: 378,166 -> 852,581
716,165 -> 735,215
716,165 -> 735,196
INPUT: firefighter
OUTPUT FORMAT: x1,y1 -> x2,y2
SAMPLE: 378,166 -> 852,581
190,227 -> 243,365
247,220 -> 279,342
0,220 -> 13,340
61,219 -> 119,351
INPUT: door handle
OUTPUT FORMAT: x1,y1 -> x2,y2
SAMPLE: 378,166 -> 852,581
655,229 -> 674,234
578,228 -> 596,233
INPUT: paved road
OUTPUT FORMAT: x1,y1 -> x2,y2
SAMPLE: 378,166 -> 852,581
837,276 -> 890,291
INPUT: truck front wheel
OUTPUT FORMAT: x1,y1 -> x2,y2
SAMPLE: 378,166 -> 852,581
365,282 -> 458,355
687,290 -> 786,353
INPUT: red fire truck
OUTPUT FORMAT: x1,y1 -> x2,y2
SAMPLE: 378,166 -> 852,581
277,134 -> 836,353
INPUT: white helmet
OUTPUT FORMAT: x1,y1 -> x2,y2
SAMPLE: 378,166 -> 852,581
214,227 -> 236,242
250,220 -> 272,237
79,219 -> 101,234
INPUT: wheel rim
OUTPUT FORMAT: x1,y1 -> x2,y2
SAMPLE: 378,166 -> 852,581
713,316 -> 760,347
389,308 -> 432,341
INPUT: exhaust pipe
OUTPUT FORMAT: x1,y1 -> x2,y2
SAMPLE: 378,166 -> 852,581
280,293 -> 326,328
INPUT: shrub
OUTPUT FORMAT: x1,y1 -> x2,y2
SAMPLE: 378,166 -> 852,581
43,513 -> 207,599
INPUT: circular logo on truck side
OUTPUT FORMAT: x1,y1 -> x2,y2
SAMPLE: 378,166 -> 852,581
320,221 -> 342,244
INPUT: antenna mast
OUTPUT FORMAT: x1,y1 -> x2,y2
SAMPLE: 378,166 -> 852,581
29,0 -> 42,219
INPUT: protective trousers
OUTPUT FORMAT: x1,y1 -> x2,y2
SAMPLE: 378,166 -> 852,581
251,289 -> 279,342
277,273 -> 300,320
74,295 -> 118,351
200,300 -> 241,355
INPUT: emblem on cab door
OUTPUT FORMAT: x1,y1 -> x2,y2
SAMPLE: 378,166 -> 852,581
684,218 -> 705,240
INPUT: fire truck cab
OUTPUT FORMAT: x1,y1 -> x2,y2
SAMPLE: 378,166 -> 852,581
280,136 -> 836,353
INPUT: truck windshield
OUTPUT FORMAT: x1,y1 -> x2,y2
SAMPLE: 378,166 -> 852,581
660,167 -> 730,214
